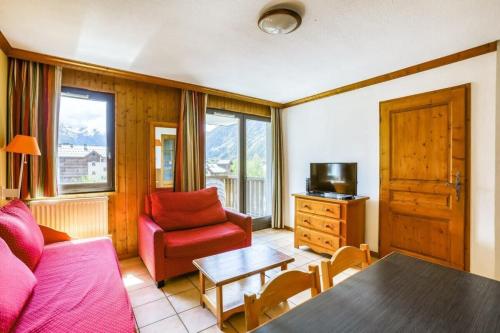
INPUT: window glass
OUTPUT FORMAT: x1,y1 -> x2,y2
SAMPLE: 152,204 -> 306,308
57,87 -> 114,194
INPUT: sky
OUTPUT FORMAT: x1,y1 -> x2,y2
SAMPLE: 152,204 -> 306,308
205,113 -> 238,133
59,95 -> 107,133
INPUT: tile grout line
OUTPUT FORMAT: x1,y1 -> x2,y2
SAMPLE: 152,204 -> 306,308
125,230 -> 336,333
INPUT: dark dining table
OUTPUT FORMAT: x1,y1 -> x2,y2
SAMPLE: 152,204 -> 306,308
253,253 -> 500,333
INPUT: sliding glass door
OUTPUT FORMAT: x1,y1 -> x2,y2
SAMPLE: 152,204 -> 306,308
205,112 -> 240,212
245,118 -> 272,219
206,110 -> 272,228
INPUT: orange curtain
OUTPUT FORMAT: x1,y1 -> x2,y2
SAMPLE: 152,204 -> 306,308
6,59 -> 61,199
174,90 -> 206,192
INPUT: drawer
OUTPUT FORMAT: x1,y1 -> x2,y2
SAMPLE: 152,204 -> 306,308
322,220 -> 340,236
296,199 -> 341,219
296,213 -> 340,236
296,212 -> 321,230
296,226 -> 314,243
321,234 -> 340,251
308,229 -> 336,250
296,227 -> 340,252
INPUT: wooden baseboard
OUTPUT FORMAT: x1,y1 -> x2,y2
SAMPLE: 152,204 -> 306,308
284,225 -> 294,232
118,252 -> 138,260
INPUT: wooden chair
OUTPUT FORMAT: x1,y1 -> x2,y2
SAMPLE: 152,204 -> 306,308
244,265 -> 321,331
321,244 -> 371,290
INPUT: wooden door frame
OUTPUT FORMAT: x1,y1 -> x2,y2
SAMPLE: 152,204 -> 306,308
378,84 -> 471,271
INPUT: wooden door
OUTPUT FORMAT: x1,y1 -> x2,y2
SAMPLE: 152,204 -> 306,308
379,85 -> 469,270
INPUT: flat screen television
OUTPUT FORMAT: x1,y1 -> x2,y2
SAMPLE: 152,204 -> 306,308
310,163 -> 357,195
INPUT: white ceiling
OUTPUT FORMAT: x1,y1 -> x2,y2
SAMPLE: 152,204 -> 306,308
0,0 -> 499,103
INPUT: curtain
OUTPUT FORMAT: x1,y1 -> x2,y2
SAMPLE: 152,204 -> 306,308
174,90 -> 207,192
271,107 -> 284,228
6,58 -> 61,199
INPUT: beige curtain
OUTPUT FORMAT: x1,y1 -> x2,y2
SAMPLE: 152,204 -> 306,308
7,59 -> 62,199
271,107 -> 284,228
174,90 -> 207,192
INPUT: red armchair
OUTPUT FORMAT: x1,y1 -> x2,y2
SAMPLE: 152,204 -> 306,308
138,187 -> 252,287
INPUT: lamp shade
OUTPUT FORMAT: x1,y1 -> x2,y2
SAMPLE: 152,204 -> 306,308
3,135 -> 41,156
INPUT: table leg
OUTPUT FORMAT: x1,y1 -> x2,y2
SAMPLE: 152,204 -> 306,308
281,263 -> 288,271
216,285 -> 224,329
260,271 -> 266,285
199,271 -> 206,307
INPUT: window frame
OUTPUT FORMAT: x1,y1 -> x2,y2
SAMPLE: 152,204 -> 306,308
206,109 -> 271,229
58,86 -> 115,195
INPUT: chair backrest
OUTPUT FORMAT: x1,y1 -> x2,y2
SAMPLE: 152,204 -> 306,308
321,244 -> 371,290
244,264 -> 321,331
148,187 -> 227,231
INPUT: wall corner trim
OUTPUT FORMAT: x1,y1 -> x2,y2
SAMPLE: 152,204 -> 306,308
0,31 -> 283,108
283,41 -> 498,108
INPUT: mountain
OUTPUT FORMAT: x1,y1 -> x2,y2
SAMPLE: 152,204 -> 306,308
58,120 -> 267,164
206,120 -> 267,162
58,124 -> 106,146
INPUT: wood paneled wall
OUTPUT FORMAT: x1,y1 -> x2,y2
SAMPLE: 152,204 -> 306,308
62,69 -> 181,258
208,95 -> 271,117
61,69 -> 269,258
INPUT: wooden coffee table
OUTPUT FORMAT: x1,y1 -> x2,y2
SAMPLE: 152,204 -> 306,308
192,245 -> 294,329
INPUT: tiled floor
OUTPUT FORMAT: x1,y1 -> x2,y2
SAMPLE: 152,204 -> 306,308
120,228 -> 372,333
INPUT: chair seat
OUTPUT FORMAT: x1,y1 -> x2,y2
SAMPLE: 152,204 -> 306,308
164,222 -> 247,258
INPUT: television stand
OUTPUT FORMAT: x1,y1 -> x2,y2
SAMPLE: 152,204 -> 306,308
292,193 -> 369,255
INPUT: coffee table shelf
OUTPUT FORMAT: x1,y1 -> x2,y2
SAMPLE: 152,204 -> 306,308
193,245 -> 294,329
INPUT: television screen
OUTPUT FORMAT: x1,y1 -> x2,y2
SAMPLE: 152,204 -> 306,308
310,163 -> 357,195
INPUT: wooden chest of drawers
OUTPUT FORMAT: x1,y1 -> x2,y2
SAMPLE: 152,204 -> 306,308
293,194 -> 369,255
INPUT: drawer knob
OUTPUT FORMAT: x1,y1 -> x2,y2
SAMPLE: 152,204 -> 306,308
303,204 -> 311,209
303,219 -> 310,224
325,224 -> 332,229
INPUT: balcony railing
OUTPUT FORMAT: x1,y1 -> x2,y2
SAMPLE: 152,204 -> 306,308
206,175 -> 269,218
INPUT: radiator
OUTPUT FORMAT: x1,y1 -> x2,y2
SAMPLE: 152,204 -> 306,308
29,197 -> 109,239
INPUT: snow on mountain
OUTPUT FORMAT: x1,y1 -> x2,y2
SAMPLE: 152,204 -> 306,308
58,124 -> 106,146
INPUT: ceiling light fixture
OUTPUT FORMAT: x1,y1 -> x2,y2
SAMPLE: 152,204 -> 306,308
258,8 -> 302,34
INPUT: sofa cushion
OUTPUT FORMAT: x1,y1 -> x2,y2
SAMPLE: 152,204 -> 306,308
0,199 -> 44,270
13,238 -> 135,333
151,187 -> 227,231
0,238 -> 37,333
39,225 -> 71,245
164,222 -> 247,258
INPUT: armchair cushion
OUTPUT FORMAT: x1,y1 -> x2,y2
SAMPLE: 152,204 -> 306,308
150,187 -> 227,231
164,222 -> 247,258
0,199 -> 44,271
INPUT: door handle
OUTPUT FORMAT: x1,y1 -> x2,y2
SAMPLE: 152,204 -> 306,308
448,171 -> 462,201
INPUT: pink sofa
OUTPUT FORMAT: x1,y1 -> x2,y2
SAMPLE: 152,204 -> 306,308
139,188 -> 252,287
0,200 -> 135,333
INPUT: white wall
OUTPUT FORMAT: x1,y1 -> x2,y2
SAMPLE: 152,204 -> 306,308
495,43 -> 500,281
284,52 -> 497,279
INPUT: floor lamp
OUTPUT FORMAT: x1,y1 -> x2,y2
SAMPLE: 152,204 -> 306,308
2,135 -> 41,198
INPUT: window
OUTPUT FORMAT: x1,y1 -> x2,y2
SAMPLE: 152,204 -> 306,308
57,87 -> 115,194
206,110 -> 272,228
